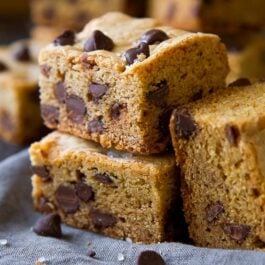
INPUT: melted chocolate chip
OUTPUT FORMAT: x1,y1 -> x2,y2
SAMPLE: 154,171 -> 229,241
111,103 -> 126,120
93,173 -> 113,185
54,30 -> 75,46
146,80 -> 169,107
141,29 -> 169,45
75,182 -> 94,202
54,82 -> 66,103
91,209 -> 117,229
40,64 -> 51,78
125,42 -> 150,65
222,224 -> 251,244
55,185 -> 79,214
0,61 -> 8,72
225,125 -> 240,146
33,213 -> 62,238
84,30 -> 114,52
31,166 -> 51,182
137,251 -> 165,265
65,95 -> 86,124
174,108 -> 197,139
89,83 -> 108,103
12,43 -> 31,62
87,119 -> 104,134
41,104 -> 59,126
206,201 -> 224,223
228,78 -> 251,87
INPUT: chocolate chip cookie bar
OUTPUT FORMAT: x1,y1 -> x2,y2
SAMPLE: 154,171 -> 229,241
39,12 -> 229,155
29,131 -> 179,243
149,0 -> 265,34
0,41 -> 43,144
30,0 -> 146,31
170,81 -> 265,249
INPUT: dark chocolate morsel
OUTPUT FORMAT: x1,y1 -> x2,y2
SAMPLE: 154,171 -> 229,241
54,30 -> 75,46
225,125 -> 240,146
87,119 -> 104,134
222,224 -> 251,244
89,83 -> 108,103
54,82 -> 66,103
75,182 -> 94,202
125,42 -> 150,65
65,95 -> 87,124
141,29 -> 169,45
31,166 -> 51,182
206,201 -> 224,223
41,104 -> 60,126
91,209 -> 117,229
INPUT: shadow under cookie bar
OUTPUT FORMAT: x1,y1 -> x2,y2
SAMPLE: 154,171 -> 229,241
29,131 -> 180,243
170,81 -> 265,250
39,12 -> 229,155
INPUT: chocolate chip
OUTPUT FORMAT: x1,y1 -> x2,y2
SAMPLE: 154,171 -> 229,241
146,80 -> 169,106
54,82 -> 66,103
65,95 -> 86,124
141,29 -> 169,45
174,108 -> 197,139
125,43 -> 150,65
89,83 -> 108,103
91,209 -> 117,229
0,61 -> 8,72
54,30 -> 75,46
55,185 -> 79,214
111,103 -> 126,120
33,213 -> 62,238
0,111 -> 13,131
206,201 -> 224,223
87,250 -> 96,257
191,89 -> 203,101
87,119 -> 104,134
222,224 -> 251,244
12,43 -> 31,62
76,170 -> 86,182
166,2 -> 177,21
31,166 -> 51,182
38,197 -> 54,214
84,30 -> 114,52
225,125 -> 240,146
228,78 -> 251,87
40,64 -> 51,78
75,182 -> 94,202
93,173 -> 113,185
137,251 -> 165,265
41,104 -> 59,126
42,7 -> 55,20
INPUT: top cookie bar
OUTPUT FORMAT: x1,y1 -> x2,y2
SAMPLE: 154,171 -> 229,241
39,12 -> 229,154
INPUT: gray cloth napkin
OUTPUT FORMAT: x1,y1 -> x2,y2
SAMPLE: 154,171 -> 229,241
0,141 -> 22,161
1,150 -> 265,265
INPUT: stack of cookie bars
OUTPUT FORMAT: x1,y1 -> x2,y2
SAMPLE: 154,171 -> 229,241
29,12 -> 229,243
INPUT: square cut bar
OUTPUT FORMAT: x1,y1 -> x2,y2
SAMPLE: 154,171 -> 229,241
30,0 -> 146,31
149,0 -> 265,34
39,12 -> 229,155
0,41 -> 44,144
170,81 -> 265,250
29,131 -> 179,243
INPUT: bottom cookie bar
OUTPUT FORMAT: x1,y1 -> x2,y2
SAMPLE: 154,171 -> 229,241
29,131 -> 180,243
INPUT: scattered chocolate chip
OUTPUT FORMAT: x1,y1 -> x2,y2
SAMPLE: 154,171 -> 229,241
0,61 -> 8,72
54,30 -> 75,46
137,251 -> 165,265
65,95 -> 86,124
141,29 -> 169,45
40,64 -> 51,78
174,108 -> 197,139
75,182 -> 94,202
125,42 -> 150,65
41,104 -> 59,125
225,125 -> 240,146
91,210 -> 117,229
222,224 -> 251,244
31,166 -> 51,182
42,7 -> 55,20
55,185 -> 79,214
87,119 -> 104,134
166,2 -> 177,21
38,197 -> 54,214
228,78 -> 251,88
54,82 -> 66,103
191,89 -> 203,101
93,173 -> 113,185
87,250 -> 96,258
84,30 -> 114,52
33,213 -> 62,238
0,111 -> 13,131
89,83 -> 108,103
146,80 -> 169,106
111,103 -> 126,120
206,201 -> 224,223
12,43 -> 31,62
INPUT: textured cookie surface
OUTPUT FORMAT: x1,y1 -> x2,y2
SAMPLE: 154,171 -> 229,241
170,81 -> 265,250
29,131 -> 179,243
39,12 -> 229,154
